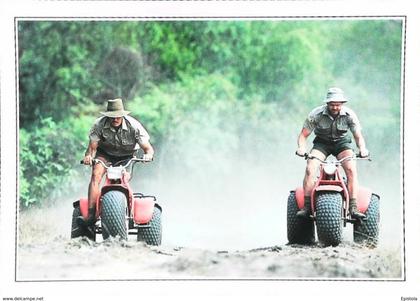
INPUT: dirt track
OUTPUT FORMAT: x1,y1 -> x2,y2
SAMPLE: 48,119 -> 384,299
17,207 -> 401,280
17,236 -> 401,280
16,171 -> 402,281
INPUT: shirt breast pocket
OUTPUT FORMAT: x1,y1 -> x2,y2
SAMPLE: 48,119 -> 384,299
102,131 -> 112,142
336,120 -> 349,134
121,132 -> 136,146
316,118 -> 332,135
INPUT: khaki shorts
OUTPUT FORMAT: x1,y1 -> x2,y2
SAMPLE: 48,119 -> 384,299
312,136 -> 354,157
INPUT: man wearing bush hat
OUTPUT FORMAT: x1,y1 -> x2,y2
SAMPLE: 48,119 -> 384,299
78,98 -> 154,226
295,87 -> 369,219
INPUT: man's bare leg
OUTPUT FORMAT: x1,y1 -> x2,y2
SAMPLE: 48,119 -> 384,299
78,160 -> 106,226
296,149 -> 326,218
337,149 -> 365,219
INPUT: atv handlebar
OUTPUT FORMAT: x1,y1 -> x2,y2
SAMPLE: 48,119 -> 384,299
295,152 -> 371,163
80,157 -> 152,168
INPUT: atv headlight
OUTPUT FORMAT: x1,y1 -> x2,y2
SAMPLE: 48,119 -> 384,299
107,166 -> 124,179
323,162 -> 337,175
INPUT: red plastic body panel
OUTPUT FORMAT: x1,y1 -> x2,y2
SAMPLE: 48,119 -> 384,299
315,185 -> 343,193
295,159 -> 373,219
79,170 -> 134,218
96,170 -> 133,216
356,186 -> 372,214
310,166 -> 350,213
79,198 -> 89,219
133,197 -> 155,224
295,187 -> 305,209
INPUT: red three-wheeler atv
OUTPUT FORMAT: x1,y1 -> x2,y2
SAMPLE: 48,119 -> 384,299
71,157 -> 162,245
287,154 -> 380,247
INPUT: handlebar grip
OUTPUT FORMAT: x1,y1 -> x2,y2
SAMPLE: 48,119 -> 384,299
295,151 -> 306,158
356,154 -> 372,161
80,159 -> 96,165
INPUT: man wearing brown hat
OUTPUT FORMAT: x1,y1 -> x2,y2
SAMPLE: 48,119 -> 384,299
79,98 -> 154,226
295,87 -> 369,219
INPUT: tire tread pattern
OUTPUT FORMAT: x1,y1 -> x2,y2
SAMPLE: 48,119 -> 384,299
353,194 -> 380,247
287,192 -> 315,244
101,191 -> 127,240
316,192 -> 343,246
137,207 -> 162,246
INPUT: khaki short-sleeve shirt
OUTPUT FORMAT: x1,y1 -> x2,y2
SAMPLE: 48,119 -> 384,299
89,115 -> 150,156
303,104 -> 361,142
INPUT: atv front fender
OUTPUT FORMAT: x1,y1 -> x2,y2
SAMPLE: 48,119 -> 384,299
314,185 -> 344,193
133,196 -> 157,224
73,198 -> 89,219
294,187 -> 305,210
357,187 -> 374,214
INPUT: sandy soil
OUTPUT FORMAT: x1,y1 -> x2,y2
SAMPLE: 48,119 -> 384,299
17,237 -> 401,280
17,206 -> 402,281
16,161 -> 403,281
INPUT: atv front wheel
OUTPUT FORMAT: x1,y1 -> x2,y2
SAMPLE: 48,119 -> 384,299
101,191 -> 128,240
137,206 -> 162,246
353,194 -> 380,247
70,206 -> 96,241
286,191 -> 315,245
316,192 -> 343,247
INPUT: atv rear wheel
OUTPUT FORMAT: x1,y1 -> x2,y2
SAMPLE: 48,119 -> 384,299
70,206 -> 96,241
316,192 -> 343,247
137,206 -> 162,246
101,191 -> 128,240
287,191 -> 315,244
353,194 -> 380,247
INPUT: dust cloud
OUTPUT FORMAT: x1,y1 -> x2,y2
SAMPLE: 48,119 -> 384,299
17,102 -> 403,279
137,104 -> 402,253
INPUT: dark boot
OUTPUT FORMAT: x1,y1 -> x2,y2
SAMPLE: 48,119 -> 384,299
77,207 -> 97,226
349,198 -> 366,219
296,196 -> 311,218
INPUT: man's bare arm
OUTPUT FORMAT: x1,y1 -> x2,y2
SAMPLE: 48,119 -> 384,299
139,141 -> 154,161
83,141 -> 98,165
296,128 -> 312,156
353,129 -> 369,157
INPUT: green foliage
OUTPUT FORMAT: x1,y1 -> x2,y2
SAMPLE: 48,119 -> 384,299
134,21 -> 329,102
128,73 -> 238,141
326,20 -> 402,116
18,21 -> 331,128
18,19 -> 403,208
18,22 -> 106,127
19,117 -> 90,208
129,73 -> 300,175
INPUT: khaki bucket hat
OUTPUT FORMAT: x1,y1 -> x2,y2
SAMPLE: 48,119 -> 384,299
100,98 -> 130,118
324,87 -> 348,103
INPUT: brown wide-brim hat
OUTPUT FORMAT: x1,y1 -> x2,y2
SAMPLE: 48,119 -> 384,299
100,98 -> 131,118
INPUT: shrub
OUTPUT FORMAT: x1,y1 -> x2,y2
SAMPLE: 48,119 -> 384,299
19,116 -> 93,208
